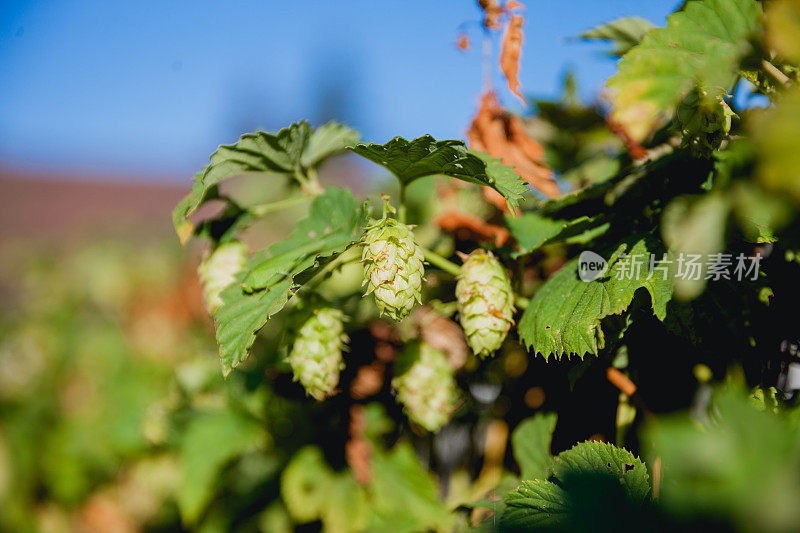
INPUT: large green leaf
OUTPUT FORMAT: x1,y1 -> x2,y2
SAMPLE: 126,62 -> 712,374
213,188 -> 368,376
502,441 -> 649,530
502,479 -> 569,529
368,442 -> 453,533
512,413 -> 558,480
647,386 -> 800,530
348,135 -> 527,211
548,441 -> 650,503
606,0 -> 762,141
173,121 -> 358,243
518,235 -> 673,360
580,16 -> 655,56
177,411 -> 266,525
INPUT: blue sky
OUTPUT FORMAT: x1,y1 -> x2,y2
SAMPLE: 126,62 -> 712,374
0,1 -> 678,181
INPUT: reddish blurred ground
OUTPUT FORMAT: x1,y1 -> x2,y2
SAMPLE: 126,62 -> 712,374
0,167 -> 186,246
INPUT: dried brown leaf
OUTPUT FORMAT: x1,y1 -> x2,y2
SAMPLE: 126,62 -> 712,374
478,0 -> 503,30
467,91 -> 559,200
413,306 -> 469,370
500,2 -> 526,104
435,209 -> 511,247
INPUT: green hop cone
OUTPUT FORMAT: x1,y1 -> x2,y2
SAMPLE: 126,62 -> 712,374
197,241 -> 248,315
392,342 -> 458,432
361,217 -> 424,320
455,250 -> 515,357
676,86 -> 737,155
288,308 -> 348,400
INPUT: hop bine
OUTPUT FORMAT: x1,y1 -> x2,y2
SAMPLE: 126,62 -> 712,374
392,342 -> 458,432
455,250 -> 515,357
197,241 -> 248,315
288,308 -> 348,400
361,215 -> 424,321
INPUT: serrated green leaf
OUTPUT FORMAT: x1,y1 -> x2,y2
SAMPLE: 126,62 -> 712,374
580,16 -> 655,56
502,442 -> 649,530
213,188 -> 368,376
368,442 -> 453,533
519,235 -> 673,360
348,135 -> 527,211
244,187 -> 368,291
502,479 -> 569,529
302,121 -> 360,168
548,441 -> 650,502
512,413 -> 558,480
177,411 -> 265,525
607,0 -> 762,141
173,121 -> 357,242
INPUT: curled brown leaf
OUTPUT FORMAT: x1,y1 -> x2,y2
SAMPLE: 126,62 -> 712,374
500,2 -> 526,104
435,209 -> 511,247
468,91 -> 559,201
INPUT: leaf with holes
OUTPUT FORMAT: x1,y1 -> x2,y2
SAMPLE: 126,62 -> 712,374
518,234 -> 673,360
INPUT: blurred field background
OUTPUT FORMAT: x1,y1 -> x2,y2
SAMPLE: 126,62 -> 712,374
0,1 -> 680,531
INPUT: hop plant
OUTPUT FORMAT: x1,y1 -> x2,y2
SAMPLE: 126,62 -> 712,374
197,241 -> 248,315
676,86 -> 737,155
287,308 -> 348,400
361,213 -> 424,321
455,250 -> 515,357
392,342 -> 458,432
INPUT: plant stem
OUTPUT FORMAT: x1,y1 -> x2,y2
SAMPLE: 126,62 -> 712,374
422,248 -> 462,276
762,59 -> 791,87
250,195 -> 310,216
398,183 -> 408,224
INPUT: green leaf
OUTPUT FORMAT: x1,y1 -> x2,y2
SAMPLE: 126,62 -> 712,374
368,442 -> 453,533
580,16 -> 655,56
177,411 -> 265,525
606,0 -> 762,141
502,479 -> 569,529
502,442 -> 649,530
753,88 -> 800,202
662,193 -> 730,301
548,441 -> 650,503
646,386 -> 800,530
320,473 -> 369,533
302,121 -> 360,168
512,413 -> 558,480
518,235 -> 673,360
348,135 -> 527,211
214,188 -> 368,376
280,446 -> 334,523
507,212 -> 609,256
173,121 -> 357,243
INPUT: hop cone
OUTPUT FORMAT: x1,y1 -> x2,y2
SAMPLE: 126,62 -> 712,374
392,343 -> 458,432
361,217 -> 424,320
197,241 -> 247,315
455,250 -> 515,357
288,308 -> 348,400
676,86 -> 736,154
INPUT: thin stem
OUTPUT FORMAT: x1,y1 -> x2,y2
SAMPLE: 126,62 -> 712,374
250,195 -> 310,217
762,59 -> 791,87
295,252 -> 353,296
398,183 -> 408,224
422,248 -> 462,276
